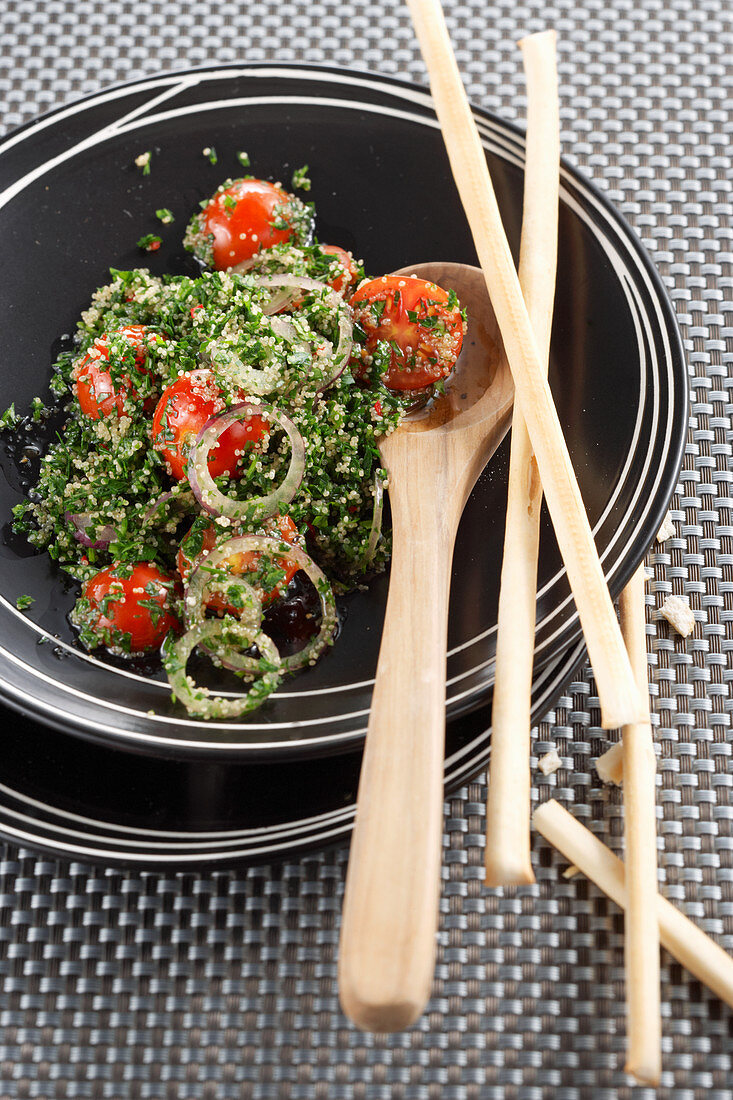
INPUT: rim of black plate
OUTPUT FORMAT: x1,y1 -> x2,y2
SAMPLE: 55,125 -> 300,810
0,639 -> 588,867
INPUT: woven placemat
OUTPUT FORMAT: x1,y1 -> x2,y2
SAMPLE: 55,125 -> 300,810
1,0 -> 732,1095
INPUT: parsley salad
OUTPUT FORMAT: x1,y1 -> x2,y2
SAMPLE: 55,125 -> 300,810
11,174 -> 466,718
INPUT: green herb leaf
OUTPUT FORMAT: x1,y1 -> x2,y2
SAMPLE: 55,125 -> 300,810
0,403 -> 19,429
291,165 -> 312,192
137,233 -> 163,252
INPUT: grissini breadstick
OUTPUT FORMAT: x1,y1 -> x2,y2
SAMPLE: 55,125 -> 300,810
533,800 -> 733,1012
485,29 -> 559,888
619,566 -> 661,1085
405,0 -> 645,730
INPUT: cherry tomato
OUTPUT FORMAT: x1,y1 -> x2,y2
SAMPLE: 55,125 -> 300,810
350,275 -> 465,391
177,514 -> 301,608
319,244 -> 360,294
151,369 -> 268,481
198,178 -> 302,269
74,324 -> 160,419
83,562 -> 179,652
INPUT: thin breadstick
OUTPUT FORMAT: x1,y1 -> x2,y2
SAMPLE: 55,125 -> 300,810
485,30 -> 559,887
619,566 -> 661,1085
405,0 -> 645,730
533,800 -> 733,1012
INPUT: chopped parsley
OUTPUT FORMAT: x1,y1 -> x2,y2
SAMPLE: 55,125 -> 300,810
137,234 -> 162,252
203,146 -> 218,165
15,595 -> 34,610
0,403 -> 19,429
291,165 -> 312,192
155,208 -> 174,224
236,151 -> 251,168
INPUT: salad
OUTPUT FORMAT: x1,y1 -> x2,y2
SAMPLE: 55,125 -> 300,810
11,173 -> 465,718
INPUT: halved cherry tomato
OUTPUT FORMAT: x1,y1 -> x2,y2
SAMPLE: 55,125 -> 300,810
198,178 -> 302,269
177,514 -> 300,608
151,369 -> 267,481
74,324 -> 161,419
350,275 -> 464,391
82,562 -> 179,652
319,244 -> 360,294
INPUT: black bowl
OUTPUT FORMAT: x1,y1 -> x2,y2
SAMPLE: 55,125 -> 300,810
0,64 -> 687,760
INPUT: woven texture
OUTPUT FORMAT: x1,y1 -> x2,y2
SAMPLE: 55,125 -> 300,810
1,0 -> 732,1095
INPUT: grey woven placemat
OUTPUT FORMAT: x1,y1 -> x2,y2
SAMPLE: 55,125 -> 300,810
1,0 -> 732,1095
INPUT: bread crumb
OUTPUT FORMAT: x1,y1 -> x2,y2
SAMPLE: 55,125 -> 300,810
656,511 -> 676,542
562,864 -> 580,879
597,741 -> 623,785
659,593 -> 695,637
538,748 -> 562,776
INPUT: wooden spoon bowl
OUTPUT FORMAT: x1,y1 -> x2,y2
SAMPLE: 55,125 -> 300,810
338,261 -> 513,1032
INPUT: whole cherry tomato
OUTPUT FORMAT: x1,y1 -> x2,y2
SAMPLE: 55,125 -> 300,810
193,178 -> 307,269
74,324 -> 161,419
151,369 -> 267,481
82,562 -> 178,652
350,275 -> 465,391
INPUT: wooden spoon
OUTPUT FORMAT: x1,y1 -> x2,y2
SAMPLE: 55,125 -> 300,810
338,261 -> 513,1032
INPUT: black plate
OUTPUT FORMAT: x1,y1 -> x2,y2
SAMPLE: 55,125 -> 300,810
0,639 -> 586,866
0,65 -> 687,760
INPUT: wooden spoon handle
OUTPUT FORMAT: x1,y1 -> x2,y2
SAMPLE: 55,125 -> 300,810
339,491 -> 455,1032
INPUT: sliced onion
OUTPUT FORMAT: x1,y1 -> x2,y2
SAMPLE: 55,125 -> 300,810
363,475 -> 385,568
66,511 -> 117,549
183,535 -> 338,673
210,283 -> 352,396
324,304 -> 353,392
209,339 -> 275,398
184,568 -> 264,672
185,571 -> 263,632
268,316 -> 299,342
246,274 -> 336,315
209,322 -> 310,397
188,402 -> 305,523
142,487 -> 196,528
228,256 -> 258,276
164,618 -> 281,719
253,275 -> 353,391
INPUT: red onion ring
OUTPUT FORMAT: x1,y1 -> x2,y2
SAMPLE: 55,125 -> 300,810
236,274 -> 333,314
142,487 -> 196,528
66,511 -> 117,549
210,276 -> 352,395
188,402 -> 305,523
184,569 -> 264,673
363,475 -> 385,568
209,326 -> 310,397
164,618 -> 281,719
183,535 -> 338,674
252,275 -> 353,391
